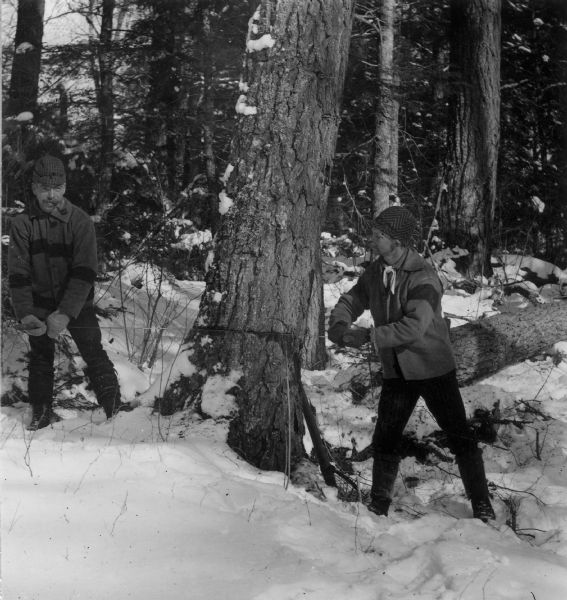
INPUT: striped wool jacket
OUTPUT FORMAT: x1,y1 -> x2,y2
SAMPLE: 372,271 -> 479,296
8,198 -> 98,321
329,249 -> 456,380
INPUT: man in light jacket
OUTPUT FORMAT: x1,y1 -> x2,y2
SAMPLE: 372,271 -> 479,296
8,155 -> 131,429
328,206 -> 495,522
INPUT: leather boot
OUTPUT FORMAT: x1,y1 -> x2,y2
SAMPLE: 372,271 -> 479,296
27,370 -> 57,430
456,448 -> 496,522
85,367 -> 127,418
27,404 -> 59,430
368,453 -> 400,516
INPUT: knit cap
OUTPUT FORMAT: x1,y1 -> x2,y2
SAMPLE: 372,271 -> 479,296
33,155 -> 66,186
373,206 -> 418,247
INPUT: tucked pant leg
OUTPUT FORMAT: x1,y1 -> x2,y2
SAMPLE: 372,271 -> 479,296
28,334 -> 55,407
419,371 -> 495,520
68,307 -> 121,415
369,378 -> 420,512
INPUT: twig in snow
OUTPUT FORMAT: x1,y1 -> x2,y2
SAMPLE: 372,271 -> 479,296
482,568 -> 498,600
110,491 -> 129,536
22,421 -> 34,478
304,499 -> 312,526
73,452 -> 101,494
492,482 -> 545,507
7,501 -> 21,533
247,498 -> 257,522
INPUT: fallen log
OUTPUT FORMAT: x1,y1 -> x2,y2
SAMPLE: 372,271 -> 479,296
451,300 -> 567,385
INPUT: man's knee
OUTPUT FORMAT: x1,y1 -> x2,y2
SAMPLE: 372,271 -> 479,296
372,425 -> 402,456
449,435 -> 478,458
83,356 -> 116,380
29,353 -> 54,375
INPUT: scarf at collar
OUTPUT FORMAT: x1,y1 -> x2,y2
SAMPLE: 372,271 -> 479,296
381,248 -> 409,294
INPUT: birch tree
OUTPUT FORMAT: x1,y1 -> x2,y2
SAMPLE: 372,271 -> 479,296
372,0 -> 400,216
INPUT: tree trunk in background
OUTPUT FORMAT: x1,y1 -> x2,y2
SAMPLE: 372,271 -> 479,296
146,0 -> 197,200
97,0 -> 115,211
442,0 -> 501,277
452,301 -> 567,385
372,0 -> 399,217
159,0 -> 354,472
55,83 -> 69,136
200,5 -> 216,185
198,4 -> 221,235
6,0 -> 45,117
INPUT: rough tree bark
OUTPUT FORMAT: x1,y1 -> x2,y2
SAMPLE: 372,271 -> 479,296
199,4 -> 216,185
301,265 -> 327,370
372,0 -> 400,216
55,83 -> 69,136
6,0 -> 45,117
159,0 -> 354,472
196,3 -> 221,236
442,0 -> 501,275
452,301 -> 567,385
97,0 -> 115,211
146,0 -> 197,199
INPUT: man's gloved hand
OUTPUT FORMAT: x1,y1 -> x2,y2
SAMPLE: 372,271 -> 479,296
342,326 -> 371,348
20,315 -> 47,336
328,321 -> 348,345
46,310 -> 70,339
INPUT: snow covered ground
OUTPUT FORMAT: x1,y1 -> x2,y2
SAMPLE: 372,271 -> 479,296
2,265 -> 567,599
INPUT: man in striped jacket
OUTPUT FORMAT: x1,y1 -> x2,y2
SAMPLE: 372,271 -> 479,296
328,206 -> 495,523
8,155 -> 131,429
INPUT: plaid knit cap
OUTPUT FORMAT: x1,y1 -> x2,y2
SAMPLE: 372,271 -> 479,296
373,206 -> 418,247
33,155 -> 66,186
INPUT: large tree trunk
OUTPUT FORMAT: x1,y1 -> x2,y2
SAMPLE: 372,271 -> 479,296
159,0 -> 354,472
372,0 -> 400,216
442,0 -> 501,276
6,0 -> 45,117
452,301 -> 567,385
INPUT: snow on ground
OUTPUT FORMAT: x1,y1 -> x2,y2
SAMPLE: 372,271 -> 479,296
2,268 -> 567,599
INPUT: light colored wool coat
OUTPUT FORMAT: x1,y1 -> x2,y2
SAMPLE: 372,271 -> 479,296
329,249 -> 456,380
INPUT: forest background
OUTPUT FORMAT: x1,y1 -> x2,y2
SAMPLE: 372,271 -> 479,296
2,0 -> 567,473
3,0 -> 566,268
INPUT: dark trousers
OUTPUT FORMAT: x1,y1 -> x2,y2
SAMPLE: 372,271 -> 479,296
28,307 -> 117,408
372,370 -> 478,459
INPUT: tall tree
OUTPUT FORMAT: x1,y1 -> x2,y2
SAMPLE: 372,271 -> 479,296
372,0 -> 400,216
442,0 -> 501,275
97,0 -> 116,210
84,0 -> 119,210
6,0 -> 45,117
198,2 -> 216,186
145,0 -> 198,199
159,0 -> 354,471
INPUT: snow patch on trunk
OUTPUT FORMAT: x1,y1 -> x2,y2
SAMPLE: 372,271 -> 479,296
201,371 -> 242,419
